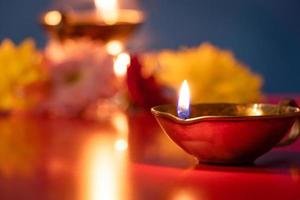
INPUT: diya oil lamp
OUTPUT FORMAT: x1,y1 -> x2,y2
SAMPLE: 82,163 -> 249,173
151,80 -> 300,165
39,0 -> 144,44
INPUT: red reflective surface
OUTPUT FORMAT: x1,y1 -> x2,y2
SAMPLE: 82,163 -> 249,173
0,100 -> 299,200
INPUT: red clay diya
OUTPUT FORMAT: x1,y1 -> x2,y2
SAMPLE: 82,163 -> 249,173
152,81 -> 300,165
151,102 -> 300,165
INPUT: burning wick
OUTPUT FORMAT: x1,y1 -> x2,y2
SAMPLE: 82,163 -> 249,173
177,80 -> 190,119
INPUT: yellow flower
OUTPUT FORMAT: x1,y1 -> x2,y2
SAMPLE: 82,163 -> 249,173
141,43 -> 263,103
0,39 -> 45,111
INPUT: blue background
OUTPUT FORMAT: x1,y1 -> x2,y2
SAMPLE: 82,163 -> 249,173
0,0 -> 299,93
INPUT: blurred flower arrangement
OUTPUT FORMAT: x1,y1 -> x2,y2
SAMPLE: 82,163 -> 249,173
0,38 -> 264,117
40,39 -> 117,117
0,38 -> 119,117
127,43 -> 263,108
0,39 -> 46,113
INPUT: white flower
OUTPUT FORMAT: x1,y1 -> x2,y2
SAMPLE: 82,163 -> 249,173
42,39 -> 118,117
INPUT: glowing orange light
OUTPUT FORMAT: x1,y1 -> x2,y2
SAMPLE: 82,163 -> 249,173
112,112 -> 129,152
173,189 -> 198,200
95,0 -> 119,25
177,80 -> 190,119
112,112 -> 129,135
83,137 -> 117,200
114,139 -> 128,151
248,104 -> 263,116
81,134 -> 130,200
114,53 -> 130,78
106,40 -> 124,56
44,10 -> 62,26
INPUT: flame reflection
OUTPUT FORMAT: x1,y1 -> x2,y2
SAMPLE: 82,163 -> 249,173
114,139 -> 128,152
172,189 -> 200,200
113,111 -> 129,152
90,139 -> 117,200
81,111 -> 130,200
248,104 -> 263,116
112,111 -> 129,136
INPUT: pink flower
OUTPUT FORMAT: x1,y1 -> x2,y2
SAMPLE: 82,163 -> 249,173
40,40 -> 118,117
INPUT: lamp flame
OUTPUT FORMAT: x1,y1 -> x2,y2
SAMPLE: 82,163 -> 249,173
177,80 -> 190,119
95,0 -> 119,25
